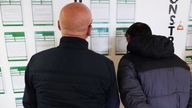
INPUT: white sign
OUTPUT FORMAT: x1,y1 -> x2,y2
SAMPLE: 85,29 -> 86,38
136,0 -> 190,58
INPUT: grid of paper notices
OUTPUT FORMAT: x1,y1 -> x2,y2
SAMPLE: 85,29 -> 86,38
186,25 -> 192,50
10,66 -> 26,93
32,0 -> 53,26
116,28 -> 128,54
90,0 -> 110,23
90,28 -> 109,55
15,97 -> 23,108
0,68 -> 4,94
4,32 -> 28,61
0,0 -> 23,26
35,31 -> 55,52
117,0 -> 135,23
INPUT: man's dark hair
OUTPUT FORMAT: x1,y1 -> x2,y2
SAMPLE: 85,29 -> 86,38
125,22 -> 152,38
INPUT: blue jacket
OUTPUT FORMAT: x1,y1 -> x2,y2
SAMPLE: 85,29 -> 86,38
118,35 -> 192,108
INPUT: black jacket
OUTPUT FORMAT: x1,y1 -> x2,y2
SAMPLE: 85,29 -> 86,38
118,35 -> 192,108
23,37 -> 120,108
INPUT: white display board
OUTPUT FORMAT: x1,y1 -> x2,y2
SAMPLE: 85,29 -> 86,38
136,0 -> 191,58
0,0 -> 191,108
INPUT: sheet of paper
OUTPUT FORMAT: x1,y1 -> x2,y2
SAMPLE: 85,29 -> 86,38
5,32 -> 27,61
186,26 -> 192,50
117,2 -> 135,23
0,0 -> 23,26
32,0 -> 53,26
116,28 -> 128,54
35,31 -> 55,52
10,67 -> 25,93
0,69 -> 4,94
91,28 -> 109,55
186,55 -> 192,62
91,37 -> 109,54
190,1 -> 192,19
12,76 -> 25,92
16,97 -> 24,108
90,0 -> 110,23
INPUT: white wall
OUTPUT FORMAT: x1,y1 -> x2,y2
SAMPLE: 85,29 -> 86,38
136,0 -> 191,59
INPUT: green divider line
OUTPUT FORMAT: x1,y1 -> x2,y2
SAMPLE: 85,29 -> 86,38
3,24 -> 23,26
116,28 -> 128,31
93,28 -> 109,32
33,24 -> 53,26
186,49 -> 192,51
10,66 -> 26,71
35,31 -> 54,36
8,59 -> 27,61
14,91 -> 24,93
15,97 -> 23,100
117,22 -> 134,24
4,32 -> 25,37
0,92 -> 5,94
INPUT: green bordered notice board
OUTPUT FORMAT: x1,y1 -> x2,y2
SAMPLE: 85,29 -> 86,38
90,28 -> 109,55
10,66 -> 26,93
117,0 -> 135,23
116,28 -> 128,55
31,0 -> 53,26
0,0 -> 23,26
90,0 -> 110,23
0,68 -> 5,94
4,32 -> 28,61
15,97 -> 23,108
35,31 -> 55,52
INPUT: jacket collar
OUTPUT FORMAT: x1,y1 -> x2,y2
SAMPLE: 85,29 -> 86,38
59,36 -> 88,50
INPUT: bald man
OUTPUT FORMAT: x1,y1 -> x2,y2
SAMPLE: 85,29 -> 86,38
23,3 -> 120,108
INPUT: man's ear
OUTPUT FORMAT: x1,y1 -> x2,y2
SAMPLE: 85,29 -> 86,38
87,24 -> 92,36
58,21 -> 61,31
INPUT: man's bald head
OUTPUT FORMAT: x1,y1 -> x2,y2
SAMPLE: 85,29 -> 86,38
58,3 -> 92,39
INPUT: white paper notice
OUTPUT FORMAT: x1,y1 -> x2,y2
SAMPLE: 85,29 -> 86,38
16,98 -> 24,108
6,42 -> 27,59
186,26 -> 192,50
12,75 -> 24,92
1,5 -> 23,26
36,41 -> 55,52
35,31 -> 55,52
117,3 -> 135,23
91,28 -> 109,54
5,32 -> 27,61
0,75 -> 4,93
116,37 -> 127,54
116,28 -> 128,54
11,67 -> 25,93
190,1 -> 192,18
91,0 -> 110,23
32,4 -> 53,25
91,37 -> 109,54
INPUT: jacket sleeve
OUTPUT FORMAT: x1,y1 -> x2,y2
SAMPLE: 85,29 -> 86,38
106,60 -> 120,108
23,56 -> 37,108
117,58 -> 151,108
188,73 -> 192,108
